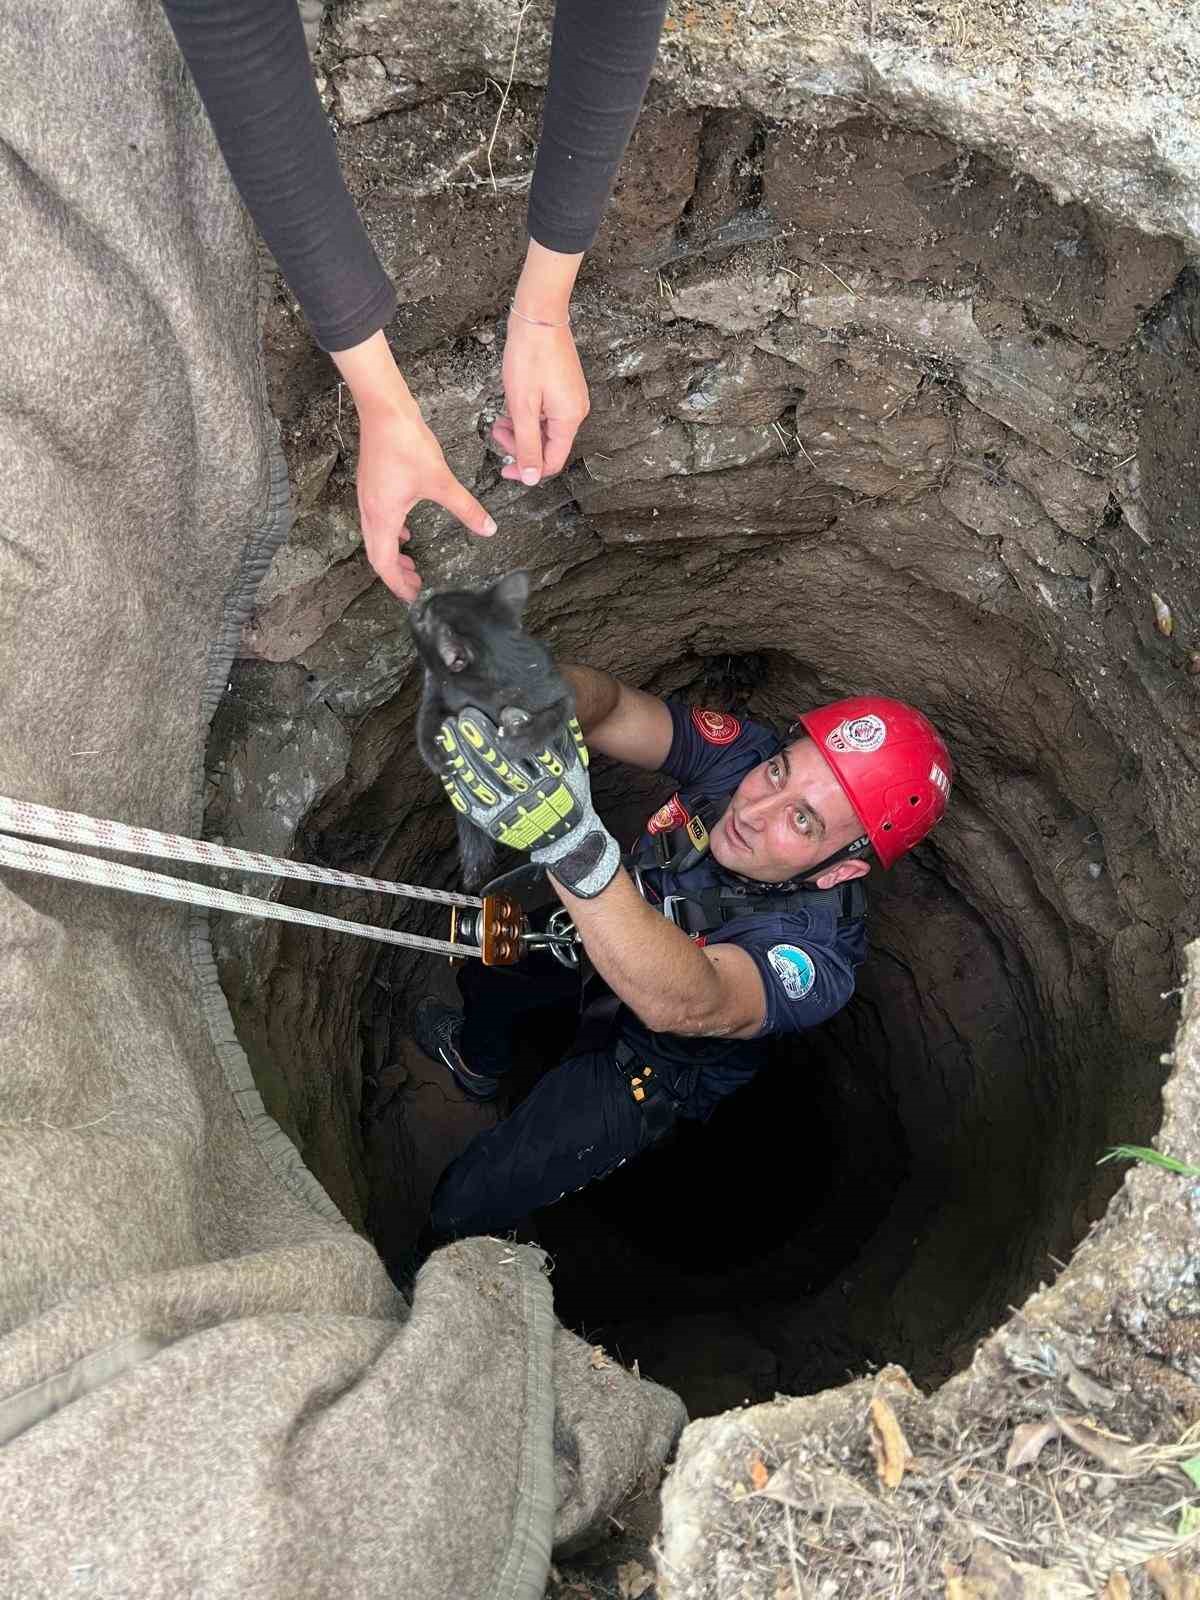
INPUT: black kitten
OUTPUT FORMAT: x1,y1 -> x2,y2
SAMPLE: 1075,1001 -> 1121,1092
408,570 -> 575,889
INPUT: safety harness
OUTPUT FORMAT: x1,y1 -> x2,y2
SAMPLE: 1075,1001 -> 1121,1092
627,788 -> 869,939
600,786 -> 868,1131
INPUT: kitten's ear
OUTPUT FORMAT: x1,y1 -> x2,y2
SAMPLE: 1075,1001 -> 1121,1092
489,570 -> 530,622
435,623 -> 471,673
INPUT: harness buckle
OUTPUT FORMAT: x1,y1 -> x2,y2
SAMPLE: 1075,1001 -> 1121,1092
661,894 -> 689,929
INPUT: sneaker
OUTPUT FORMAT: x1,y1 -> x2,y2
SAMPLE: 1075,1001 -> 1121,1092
411,997 -> 500,1102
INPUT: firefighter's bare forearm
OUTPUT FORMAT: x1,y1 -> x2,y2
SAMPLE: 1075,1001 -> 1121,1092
551,867 -> 726,1035
559,666 -> 674,770
561,664 -> 620,734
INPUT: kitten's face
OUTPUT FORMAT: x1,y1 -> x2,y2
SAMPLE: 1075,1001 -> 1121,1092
408,571 -> 531,682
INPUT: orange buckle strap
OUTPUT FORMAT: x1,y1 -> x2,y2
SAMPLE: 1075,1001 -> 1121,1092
629,1064 -> 654,1103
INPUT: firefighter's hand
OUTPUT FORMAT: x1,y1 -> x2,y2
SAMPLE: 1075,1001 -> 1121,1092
436,708 -> 619,898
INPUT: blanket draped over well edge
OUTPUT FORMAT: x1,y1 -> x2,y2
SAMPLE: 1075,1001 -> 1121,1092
0,4 -> 684,1594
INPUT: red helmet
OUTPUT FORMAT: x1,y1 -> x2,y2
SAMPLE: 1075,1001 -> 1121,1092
796,697 -> 953,870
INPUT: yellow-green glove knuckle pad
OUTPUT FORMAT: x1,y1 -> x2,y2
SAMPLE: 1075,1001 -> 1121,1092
495,783 -> 576,850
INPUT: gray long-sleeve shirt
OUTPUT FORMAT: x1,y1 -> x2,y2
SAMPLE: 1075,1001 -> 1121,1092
160,0 -> 667,351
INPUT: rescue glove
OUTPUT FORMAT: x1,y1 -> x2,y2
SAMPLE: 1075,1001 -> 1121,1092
436,707 -> 620,898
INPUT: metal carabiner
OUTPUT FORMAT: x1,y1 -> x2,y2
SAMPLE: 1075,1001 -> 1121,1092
520,905 -> 580,969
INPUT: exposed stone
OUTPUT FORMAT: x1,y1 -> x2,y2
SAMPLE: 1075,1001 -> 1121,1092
940,466 -> 1095,579
961,332 -> 1134,464
571,460 -> 842,542
681,110 -> 763,249
795,340 -> 926,420
582,322 -> 726,385
764,119 -> 1186,349
292,446 -> 340,519
775,287 -> 1134,468
670,346 -> 802,429
206,663 -> 353,863
667,268 -> 796,336
329,55 -> 421,125
686,424 -> 784,477
834,498 -> 1028,624
293,583 -> 417,719
298,0 -> 324,53
1004,446 -> 1112,541
323,0 -> 555,88
581,420 -> 783,487
655,0 -> 1200,250
795,409 -> 954,503
241,551 -> 377,663
250,503 -> 363,614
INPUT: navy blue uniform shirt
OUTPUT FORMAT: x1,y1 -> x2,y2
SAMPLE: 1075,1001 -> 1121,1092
615,701 -> 868,1118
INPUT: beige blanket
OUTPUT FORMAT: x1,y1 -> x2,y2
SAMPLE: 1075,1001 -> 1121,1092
0,5 -> 683,1594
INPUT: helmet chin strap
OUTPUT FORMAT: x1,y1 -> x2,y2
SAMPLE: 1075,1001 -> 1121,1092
724,832 -> 872,891
794,832 -> 872,885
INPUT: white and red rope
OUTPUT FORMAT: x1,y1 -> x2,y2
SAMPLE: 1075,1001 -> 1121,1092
0,796 -> 482,960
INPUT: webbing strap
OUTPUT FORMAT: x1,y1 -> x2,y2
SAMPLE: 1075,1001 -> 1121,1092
669,876 -> 868,936
0,795 -> 482,959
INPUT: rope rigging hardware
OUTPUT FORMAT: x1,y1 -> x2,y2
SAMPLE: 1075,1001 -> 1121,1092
0,794 -> 563,966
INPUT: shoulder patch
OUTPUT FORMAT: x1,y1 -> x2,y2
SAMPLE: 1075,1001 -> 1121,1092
691,707 -> 742,746
648,792 -> 690,835
767,944 -> 817,1001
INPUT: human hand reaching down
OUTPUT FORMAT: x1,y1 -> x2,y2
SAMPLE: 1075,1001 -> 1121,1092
491,240 -> 590,487
492,314 -> 590,487
333,331 -> 496,604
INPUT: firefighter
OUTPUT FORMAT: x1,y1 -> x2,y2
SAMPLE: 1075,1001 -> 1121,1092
413,664 -> 953,1238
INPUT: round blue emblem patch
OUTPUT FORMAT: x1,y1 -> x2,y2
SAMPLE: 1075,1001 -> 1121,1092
766,944 -> 816,1001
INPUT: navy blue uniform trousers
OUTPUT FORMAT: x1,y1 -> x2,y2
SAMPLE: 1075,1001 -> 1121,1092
428,954 -> 687,1238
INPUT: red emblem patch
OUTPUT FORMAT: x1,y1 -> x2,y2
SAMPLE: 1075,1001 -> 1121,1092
691,707 -> 742,747
648,793 -> 690,836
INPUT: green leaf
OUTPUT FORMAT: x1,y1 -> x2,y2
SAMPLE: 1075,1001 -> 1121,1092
1101,1145 -> 1200,1179
1181,1457 -> 1200,1491
1177,1503 -> 1200,1536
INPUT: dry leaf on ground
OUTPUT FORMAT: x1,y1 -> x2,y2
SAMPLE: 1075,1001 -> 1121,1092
1006,1419 -> 1062,1471
753,1461 -> 879,1515
1055,1415 -> 1142,1475
1146,1556 -> 1200,1600
617,1558 -> 654,1600
1103,1574 -> 1131,1600
590,1346 -> 611,1370
748,1452 -> 769,1491
1061,1353 -> 1117,1410
945,1541 -> 1091,1598
869,1395 -> 913,1489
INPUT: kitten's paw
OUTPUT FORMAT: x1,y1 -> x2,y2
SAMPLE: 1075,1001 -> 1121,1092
497,706 -> 532,738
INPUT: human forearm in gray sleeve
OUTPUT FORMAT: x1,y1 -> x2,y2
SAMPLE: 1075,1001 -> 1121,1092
528,0 -> 669,256
159,0 -> 397,352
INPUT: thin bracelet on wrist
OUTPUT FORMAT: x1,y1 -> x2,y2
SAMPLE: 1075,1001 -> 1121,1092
509,304 -> 571,328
